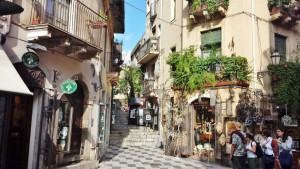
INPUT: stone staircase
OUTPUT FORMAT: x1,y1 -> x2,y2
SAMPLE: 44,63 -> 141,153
110,108 -> 159,147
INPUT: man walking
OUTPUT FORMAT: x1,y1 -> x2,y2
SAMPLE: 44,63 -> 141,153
229,122 -> 246,169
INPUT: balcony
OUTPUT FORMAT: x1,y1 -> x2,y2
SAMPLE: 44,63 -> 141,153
150,2 -> 157,22
136,37 -> 159,64
107,42 -> 123,84
27,0 -> 107,60
189,0 -> 228,21
106,59 -> 122,84
269,4 -> 300,27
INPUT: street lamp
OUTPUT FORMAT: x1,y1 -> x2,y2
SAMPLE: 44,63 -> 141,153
270,50 -> 282,65
257,50 -> 282,82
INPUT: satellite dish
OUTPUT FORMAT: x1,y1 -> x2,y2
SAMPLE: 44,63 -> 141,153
0,1 -> 24,16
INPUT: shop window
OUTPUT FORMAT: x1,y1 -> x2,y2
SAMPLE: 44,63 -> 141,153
57,95 -> 72,151
201,28 -> 221,58
194,98 -> 215,158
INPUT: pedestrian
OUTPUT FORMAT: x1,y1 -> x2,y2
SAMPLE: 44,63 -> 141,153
261,130 -> 278,169
245,133 -> 257,169
276,127 -> 293,169
229,122 -> 246,169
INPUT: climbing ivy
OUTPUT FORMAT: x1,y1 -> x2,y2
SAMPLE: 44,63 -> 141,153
268,62 -> 300,110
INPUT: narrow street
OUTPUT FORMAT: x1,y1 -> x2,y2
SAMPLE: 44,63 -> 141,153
99,144 -> 231,169
99,104 -> 231,169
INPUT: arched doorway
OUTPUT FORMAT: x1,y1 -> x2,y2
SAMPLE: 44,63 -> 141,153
55,81 -> 85,165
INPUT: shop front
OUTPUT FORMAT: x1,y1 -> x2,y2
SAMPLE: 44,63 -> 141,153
192,98 -> 215,160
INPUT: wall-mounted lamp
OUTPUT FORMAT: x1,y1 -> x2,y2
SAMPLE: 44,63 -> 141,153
257,50 -> 282,83
270,49 -> 282,65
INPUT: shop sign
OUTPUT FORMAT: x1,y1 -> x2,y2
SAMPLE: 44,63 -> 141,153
22,52 -> 39,68
61,79 -> 77,94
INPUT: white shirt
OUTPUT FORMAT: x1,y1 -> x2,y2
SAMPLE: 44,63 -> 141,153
263,137 -> 274,156
246,141 -> 257,158
278,136 -> 293,155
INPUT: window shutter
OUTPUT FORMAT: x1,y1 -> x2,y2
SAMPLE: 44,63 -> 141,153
201,29 -> 221,46
275,34 -> 286,61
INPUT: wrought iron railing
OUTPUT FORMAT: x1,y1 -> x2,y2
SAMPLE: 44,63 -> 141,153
31,0 -> 106,48
136,37 -> 159,61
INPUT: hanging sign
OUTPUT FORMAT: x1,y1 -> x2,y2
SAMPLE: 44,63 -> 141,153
86,19 -> 108,29
61,79 -> 77,94
22,52 -> 39,68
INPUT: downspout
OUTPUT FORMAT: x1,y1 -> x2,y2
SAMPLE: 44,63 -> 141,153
251,0 -> 256,89
180,0 -> 183,51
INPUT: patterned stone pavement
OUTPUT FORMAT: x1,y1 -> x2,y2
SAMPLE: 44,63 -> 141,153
99,144 -> 231,169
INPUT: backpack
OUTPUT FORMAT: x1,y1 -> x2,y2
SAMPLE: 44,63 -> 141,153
251,141 -> 263,158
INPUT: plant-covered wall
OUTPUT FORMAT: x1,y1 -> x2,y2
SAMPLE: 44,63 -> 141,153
167,45 -> 251,93
268,62 -> 300,110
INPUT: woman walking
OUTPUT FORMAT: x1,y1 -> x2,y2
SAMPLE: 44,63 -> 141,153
277,127 -> 293,169
245,133 -> 257,169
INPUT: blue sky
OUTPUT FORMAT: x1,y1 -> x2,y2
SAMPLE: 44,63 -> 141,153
115,0 -> 146,63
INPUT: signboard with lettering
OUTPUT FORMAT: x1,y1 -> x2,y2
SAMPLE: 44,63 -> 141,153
22,52 -> 39,68
61,79 -> 77,94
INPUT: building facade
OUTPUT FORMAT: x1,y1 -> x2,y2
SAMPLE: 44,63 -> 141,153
132,0 -> 300,167
0,0 -> 124,168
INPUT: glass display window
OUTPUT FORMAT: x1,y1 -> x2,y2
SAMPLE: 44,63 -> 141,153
56,95 -> 72,152
193,98 -> 216,159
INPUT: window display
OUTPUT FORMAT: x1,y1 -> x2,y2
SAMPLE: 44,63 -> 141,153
194,103 -> 215,159
57,97 -> 72,151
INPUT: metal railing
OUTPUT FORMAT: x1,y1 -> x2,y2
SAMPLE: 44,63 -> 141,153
31,0 -> 105,48
136,37 -> 159,61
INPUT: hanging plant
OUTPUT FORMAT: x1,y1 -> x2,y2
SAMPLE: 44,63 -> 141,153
191,0 -> 229,15
167,45 -> 251,93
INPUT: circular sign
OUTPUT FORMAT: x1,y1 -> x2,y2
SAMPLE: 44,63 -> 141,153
61,79 -> 77,94
22,52 -> 39,68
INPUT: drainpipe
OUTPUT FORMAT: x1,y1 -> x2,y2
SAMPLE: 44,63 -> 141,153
180,0 -> 183,51
251,0 -> 256,90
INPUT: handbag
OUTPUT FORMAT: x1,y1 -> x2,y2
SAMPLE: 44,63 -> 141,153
263,154 -> 274,164
279,150 -> 292,167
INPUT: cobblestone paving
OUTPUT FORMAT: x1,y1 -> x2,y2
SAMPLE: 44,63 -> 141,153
99,144 -> 231,169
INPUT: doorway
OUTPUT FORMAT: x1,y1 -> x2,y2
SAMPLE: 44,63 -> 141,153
5,95 -> 33,169
193,98 -> 215,159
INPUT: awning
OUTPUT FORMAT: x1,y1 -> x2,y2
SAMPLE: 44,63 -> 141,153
0,46 -> 32,95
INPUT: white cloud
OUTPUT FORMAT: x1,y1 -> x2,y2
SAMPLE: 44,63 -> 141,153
115,34 -> 132,42
122,51 -> 132,65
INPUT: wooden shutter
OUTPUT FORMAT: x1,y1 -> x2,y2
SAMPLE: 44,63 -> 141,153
275,34 -> 287,61
201,29 -> 221,46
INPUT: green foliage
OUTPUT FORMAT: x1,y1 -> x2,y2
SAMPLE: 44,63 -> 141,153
268,0 -> 291,7
167,46 -> 251,93
268,62 -> 300,109
99,12 -> 108,20
192,0 -> 229,15
115,65 -> 143,99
